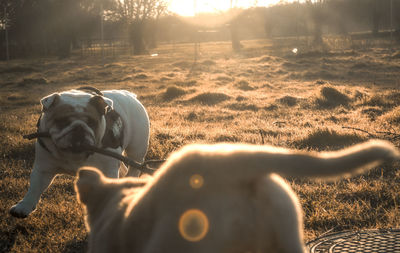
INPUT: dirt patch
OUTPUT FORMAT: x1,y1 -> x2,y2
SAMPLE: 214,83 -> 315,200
7,95 -> 24,101
160,77 -> 171,82
361,93 -> 400,108
175,80 -> 197,86
226,102 -> 258,111
351,62 -> 369,70
264,104 -> 278,111
134,74 -> 149,79
277,95 -> 299,107
380,107 -> 400,125
215,75 -> 234,83
258,55 -> 273,62
315,86 -> 351,108
172,61 -> 192,69
189,92 -> 231,105
361,107 -> 384,118
303,70 -> 338,80
155,132 -> 174,141
391,52 -> 400,59
18,77 -> 48,86
0,66 -> 38,73
201,59 -> 216,66
235,80 -> 255,91
293,129 -> 365,151
214,134 -> 240,142
162,86 -> 186,101
235,95 -> 247,101
315,80 -> 328,85
385,92 -> 400,106
185,111 -> 200,121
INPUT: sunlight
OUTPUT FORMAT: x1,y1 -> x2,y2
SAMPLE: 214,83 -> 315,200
169,0 -> 300,16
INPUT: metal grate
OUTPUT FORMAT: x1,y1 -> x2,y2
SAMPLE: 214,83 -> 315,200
307,229 -> 400,253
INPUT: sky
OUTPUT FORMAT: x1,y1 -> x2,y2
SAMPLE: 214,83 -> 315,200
169,0 -> 305,16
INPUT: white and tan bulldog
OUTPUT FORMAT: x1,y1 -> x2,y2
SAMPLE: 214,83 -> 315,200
75,140 -> 398,253
10,88 -> 150,218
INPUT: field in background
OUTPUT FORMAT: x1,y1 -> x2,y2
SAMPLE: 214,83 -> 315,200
1,38 -> 400,251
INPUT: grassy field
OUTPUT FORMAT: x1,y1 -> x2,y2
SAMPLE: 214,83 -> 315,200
1,38 -> 400,252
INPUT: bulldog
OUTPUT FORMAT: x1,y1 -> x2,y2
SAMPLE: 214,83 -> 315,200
10,88 -> 150,218
75,140 -> 398,253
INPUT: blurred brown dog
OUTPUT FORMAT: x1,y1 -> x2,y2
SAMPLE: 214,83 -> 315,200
75,140 -> 398,253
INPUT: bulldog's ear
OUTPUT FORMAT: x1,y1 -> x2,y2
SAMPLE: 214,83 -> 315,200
75,167 -> 104,206
89,95 -> 112,116
40,93 -> 60,112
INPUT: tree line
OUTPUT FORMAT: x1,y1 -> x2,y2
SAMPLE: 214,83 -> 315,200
0,0 -> 168,59
1,0 -> 399,60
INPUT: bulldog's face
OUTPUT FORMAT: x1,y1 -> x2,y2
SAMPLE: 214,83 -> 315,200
39,90 -> 113,160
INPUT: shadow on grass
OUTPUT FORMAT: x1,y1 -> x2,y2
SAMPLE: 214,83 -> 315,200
1,142 -> 35,161
0,225 -> 29,252
63,236 -> 87,253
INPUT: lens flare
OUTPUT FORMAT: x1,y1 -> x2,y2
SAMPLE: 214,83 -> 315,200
178,209 -> 209,242
189,174 -> 204,189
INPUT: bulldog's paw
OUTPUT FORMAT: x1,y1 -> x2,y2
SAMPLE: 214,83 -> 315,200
9,201 -> 36,218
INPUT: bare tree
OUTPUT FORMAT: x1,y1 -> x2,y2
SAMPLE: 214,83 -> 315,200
307,0 -> 324,46
229,0 -> 242,51
147,2 -> 168,48
114,0 -> 168,55
1,1 -> 12,60
371,0 -> 381,35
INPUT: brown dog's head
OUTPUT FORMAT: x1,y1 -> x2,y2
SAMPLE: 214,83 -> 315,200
75,167 -> 147,230
38,90 -> 112,160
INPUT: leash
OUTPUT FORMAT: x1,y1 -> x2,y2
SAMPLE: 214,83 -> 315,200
23,132 -> 163,175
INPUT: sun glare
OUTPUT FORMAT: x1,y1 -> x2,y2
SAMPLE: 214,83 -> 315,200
169,0 -> 298,16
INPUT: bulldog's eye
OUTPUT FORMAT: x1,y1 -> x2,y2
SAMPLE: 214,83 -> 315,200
54,118 -> 70,128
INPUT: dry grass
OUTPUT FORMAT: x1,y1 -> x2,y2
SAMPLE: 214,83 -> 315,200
1,38 -> 400,251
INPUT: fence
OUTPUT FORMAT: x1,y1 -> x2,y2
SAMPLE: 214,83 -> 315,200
79,38 -> 133,57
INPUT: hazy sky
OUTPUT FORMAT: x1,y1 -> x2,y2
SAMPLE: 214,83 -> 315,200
169,0 -> 306,16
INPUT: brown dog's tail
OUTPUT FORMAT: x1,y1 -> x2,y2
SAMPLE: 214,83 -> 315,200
166,140 -> 399,182
266,140 -> 399,179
